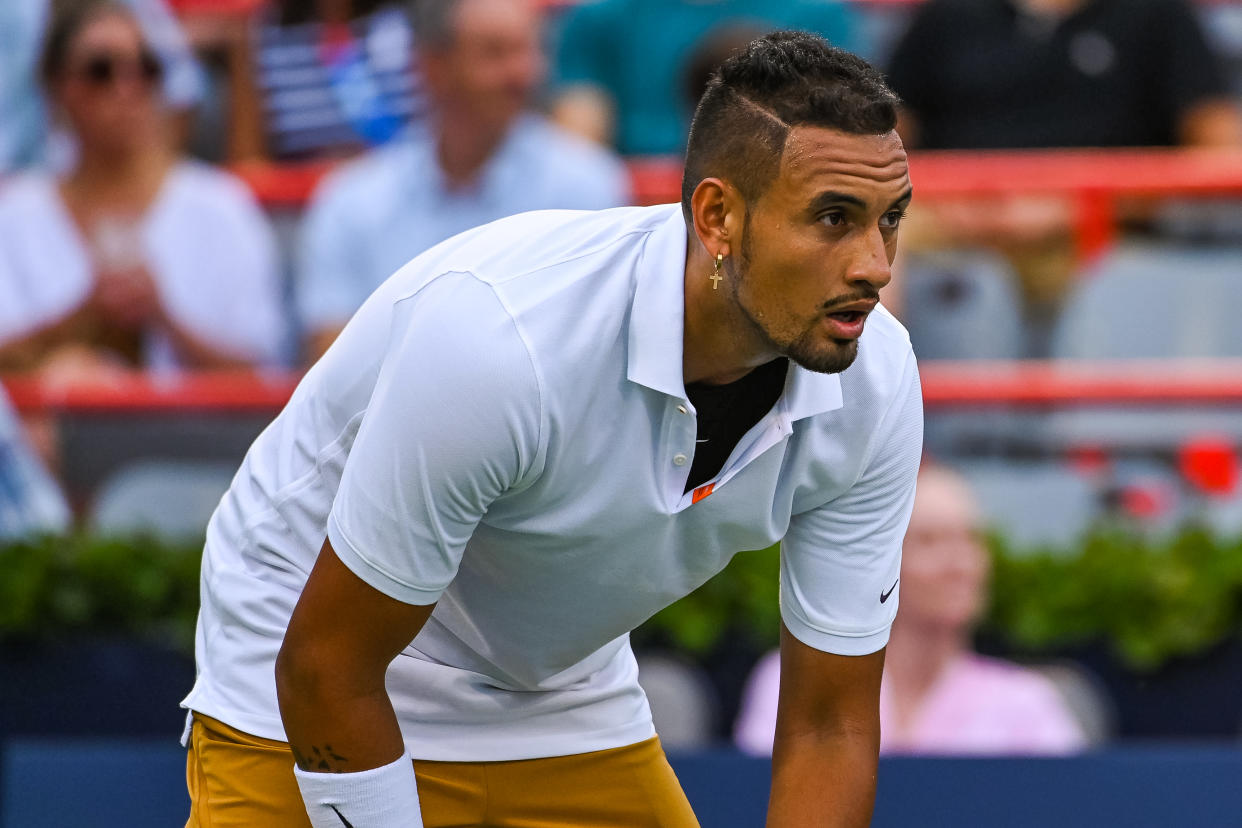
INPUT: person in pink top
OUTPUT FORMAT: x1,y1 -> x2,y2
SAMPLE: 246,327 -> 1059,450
735,463 -> 1088,756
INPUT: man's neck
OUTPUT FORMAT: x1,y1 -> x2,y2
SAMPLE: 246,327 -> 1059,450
434,112 -> 511,189
66,140 -> 171,207
681,235 -> 778,386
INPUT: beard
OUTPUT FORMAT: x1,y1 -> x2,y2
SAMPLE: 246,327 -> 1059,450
727,224 -> 862,376
780,326 -> 860,374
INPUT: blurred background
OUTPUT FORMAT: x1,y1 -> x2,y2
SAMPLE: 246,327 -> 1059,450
3,0 -> 1242,825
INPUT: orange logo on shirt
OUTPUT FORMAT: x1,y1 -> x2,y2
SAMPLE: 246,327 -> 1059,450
692,483 -> 715,504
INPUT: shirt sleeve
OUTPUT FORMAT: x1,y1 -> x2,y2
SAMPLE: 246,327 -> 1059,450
0,228 -> 26,342
554,147 -> 632,210
327,272 -> 545,605
779,352 -> 923,656
165,175 -> 286,365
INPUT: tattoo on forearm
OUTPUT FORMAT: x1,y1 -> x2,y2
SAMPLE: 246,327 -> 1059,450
292,743 -> 350,772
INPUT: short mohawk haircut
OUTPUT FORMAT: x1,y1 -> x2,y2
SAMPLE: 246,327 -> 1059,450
681,31 -> 900,220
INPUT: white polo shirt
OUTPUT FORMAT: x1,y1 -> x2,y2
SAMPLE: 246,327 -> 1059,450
183,204 -> 923,761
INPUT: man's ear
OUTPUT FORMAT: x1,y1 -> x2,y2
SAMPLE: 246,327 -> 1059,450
690,177 -> 740,260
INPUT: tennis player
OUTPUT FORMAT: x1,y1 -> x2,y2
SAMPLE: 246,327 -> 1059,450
182,30 -> 920,828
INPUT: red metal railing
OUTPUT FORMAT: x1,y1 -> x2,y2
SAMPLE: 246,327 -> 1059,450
8,360 -> 1242,415
234,149 -> 1242,260
918,359 -> 1242,408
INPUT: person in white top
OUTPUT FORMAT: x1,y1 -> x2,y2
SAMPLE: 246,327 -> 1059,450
0,0 -> 284,378
182,31 -> 921,828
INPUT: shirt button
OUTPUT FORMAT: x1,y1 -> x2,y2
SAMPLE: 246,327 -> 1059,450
673,453 -> 688,466
676,405 -> 688,414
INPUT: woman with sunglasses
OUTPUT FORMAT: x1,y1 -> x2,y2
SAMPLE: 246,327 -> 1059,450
0,0 -> 284,380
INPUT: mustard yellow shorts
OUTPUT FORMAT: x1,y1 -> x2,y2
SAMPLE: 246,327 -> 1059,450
184,714 -> 701,827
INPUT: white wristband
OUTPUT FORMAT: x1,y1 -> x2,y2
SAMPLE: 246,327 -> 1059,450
293,751 -> 423,828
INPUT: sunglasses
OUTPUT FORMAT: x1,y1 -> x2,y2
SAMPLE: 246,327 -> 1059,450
70,50 -> 163,88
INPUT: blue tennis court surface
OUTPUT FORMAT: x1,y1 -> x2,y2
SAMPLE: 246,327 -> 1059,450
3,741 -> 1241,827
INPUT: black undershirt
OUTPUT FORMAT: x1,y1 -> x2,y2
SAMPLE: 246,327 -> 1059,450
683,358 -> 789,493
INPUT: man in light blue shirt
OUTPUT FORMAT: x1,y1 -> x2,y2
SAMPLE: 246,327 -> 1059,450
296,0 -> 630,361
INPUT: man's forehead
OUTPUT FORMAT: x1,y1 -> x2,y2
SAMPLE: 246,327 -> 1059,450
776,126 -> 910,198
457,0 -> 536,38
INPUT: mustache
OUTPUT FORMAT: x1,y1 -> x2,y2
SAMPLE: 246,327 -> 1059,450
821,289 -> 881,312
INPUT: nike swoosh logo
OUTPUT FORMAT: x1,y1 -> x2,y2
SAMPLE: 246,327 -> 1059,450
880,579 -> 899,603
330,805 -> 355,828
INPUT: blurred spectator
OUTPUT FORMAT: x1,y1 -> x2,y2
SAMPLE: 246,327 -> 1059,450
214,0 -> 424,162
734,463 -> 1089,757
297,0 -> 629,361
0,0 -> 285,378
882,0 -> 1242,352
887,0 -> 1242,151
550,0 -> 864,154
0,0 -> 204,174
0,386 -> 71,540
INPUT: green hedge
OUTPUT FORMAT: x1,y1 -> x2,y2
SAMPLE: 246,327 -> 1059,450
0,533 -> 202,652
987,528 -> 1242,671
3,528 -> 1242,671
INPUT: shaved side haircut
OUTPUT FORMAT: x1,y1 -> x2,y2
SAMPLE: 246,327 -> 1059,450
681,31 -> 900,221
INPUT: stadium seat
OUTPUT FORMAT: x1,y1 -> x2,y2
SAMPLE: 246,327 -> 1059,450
635,652 -> 720,751
953,459 -> 1101,550
1048,243 -> 1242,450
1054,243 -> 1242,360
901,250 -> 1045,455
900,250 -> 1026,361
1029,659 -> 1118,747
87,459 -> 235,539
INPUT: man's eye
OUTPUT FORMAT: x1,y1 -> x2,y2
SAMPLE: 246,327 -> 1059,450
881,209 -> 908,228
820,212 -> 845,227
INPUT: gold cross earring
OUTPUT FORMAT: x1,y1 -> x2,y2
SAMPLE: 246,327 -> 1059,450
710,252 -> 724,290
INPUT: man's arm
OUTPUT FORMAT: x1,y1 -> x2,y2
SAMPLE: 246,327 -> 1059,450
276,539 -> 435,773
766,624 -> 885,828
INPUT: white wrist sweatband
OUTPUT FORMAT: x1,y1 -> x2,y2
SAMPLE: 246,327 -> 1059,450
293,751 -> 423,828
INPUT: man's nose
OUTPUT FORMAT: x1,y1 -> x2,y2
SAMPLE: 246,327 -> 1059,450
847,228 -> 893,291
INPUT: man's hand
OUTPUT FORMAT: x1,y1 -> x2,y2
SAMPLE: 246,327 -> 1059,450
766,625 -> 885,828
91,267 -> 163,331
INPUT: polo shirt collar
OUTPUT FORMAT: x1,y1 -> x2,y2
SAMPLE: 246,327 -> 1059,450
626,205 -> 845,421
782,362 -> 844,422
627,207 -> 690,399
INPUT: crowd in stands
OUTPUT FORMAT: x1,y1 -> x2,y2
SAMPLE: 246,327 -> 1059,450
3,0 -> 1242,751
4,0 -> 1240,373
887,0 -> 1242,350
